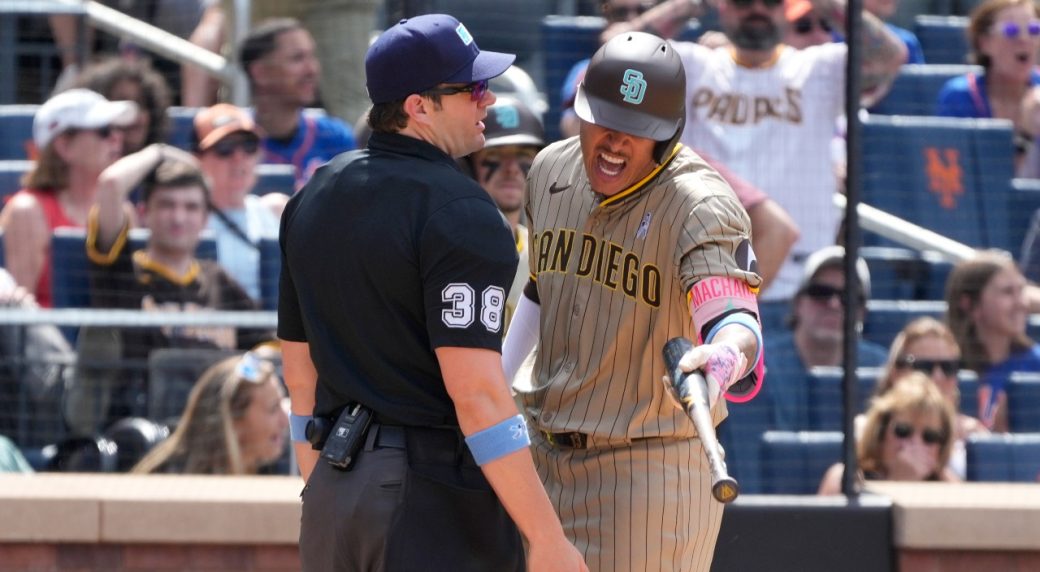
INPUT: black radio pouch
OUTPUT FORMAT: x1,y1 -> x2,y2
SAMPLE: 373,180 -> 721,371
320,403 -> 373,470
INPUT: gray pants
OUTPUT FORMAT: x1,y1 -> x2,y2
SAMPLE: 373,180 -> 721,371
300,424 -> 524,572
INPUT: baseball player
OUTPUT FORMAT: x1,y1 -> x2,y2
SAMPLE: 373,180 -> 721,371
503,32 -> 765,571
466,96 -> 546,329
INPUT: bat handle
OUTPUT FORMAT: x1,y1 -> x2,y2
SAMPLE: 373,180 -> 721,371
712,476 -> 740,504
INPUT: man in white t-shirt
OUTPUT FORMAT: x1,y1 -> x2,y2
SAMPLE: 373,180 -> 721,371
193,104 -> 281,301
612,0 -> 906,300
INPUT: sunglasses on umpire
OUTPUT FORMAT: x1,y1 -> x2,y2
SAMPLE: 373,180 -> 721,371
997,20 -> 1040,39
730,0 -> 784,9
793,16 -> 833,35
896,355 -> 959,377
891,421 -> 945,446
210,137 -> 260,158
424,79 -> 490,102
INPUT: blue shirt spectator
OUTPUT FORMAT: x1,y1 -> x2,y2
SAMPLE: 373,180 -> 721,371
260,110 -> 355,191
937,69 -> 1040,117
888,23 -> 925,64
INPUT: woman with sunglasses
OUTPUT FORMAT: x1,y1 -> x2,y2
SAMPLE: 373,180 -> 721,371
869,317 -> 987,478
819,372 -> 959,494
0,89 -> 136,307
946,250 -> 1040,433
937,0 -> 1040,171
133,347 -> 289,475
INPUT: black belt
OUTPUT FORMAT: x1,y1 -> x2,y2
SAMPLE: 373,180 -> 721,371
541,431 -> 588,449
366,423 -> 407,450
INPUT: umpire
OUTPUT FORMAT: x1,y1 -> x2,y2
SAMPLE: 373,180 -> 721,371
277,14 -> 586,572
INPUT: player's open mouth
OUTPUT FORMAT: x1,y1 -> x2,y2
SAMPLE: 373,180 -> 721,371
596,151 -> 626,177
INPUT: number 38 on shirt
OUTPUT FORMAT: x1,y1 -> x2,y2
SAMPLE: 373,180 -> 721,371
441,283 -> 506,333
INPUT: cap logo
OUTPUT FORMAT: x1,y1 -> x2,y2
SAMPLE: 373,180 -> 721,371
494,106 -> 519,129
455,23 -> 474,45
620,69 -> 647,105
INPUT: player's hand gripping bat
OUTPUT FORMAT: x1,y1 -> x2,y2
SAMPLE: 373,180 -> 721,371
662,337 -> 739,503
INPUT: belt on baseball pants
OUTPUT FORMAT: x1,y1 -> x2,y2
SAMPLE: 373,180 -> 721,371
363,423 -> 407,451
541,431 -> 589,449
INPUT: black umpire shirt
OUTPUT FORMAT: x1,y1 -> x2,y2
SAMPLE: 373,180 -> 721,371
277,131 -> 518,426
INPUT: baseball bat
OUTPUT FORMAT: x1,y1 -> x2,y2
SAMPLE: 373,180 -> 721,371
662,337 -> 739,503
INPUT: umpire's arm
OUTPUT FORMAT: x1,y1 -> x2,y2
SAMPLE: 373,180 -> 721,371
282,340 -> 320,481
437,347 -> 587,571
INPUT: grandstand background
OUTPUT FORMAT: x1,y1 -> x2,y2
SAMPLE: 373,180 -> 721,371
1,0 -> 1040,570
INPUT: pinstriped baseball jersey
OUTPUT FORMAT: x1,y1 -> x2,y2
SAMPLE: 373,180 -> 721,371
522,136 -> 762,442
504,224 -> 530,332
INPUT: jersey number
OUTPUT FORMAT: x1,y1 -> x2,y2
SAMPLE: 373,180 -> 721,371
441,283 -> 505,333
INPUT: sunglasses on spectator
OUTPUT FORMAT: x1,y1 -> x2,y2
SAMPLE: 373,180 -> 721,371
896,355 -> 959,377
424,79 -> 489,102
891,421 -> 945,445
606,4 -> 652,22
480,149 -> 538,175
998,20 -> 1040,38
803,283 -> 863,306
793,16 -> 832,35
68,125 -> 119,139
210,137 -> 260,158
731,0 -> 784,9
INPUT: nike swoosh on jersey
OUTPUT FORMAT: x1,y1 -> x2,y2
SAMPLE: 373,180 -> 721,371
549,182 -> 571,194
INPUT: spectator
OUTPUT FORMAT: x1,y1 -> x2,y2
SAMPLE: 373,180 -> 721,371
761,245 -> 889,429
623,0 -> 906,301
465,96 -> 544,328
818,372 -> 959,494
50,1 -> 225,107
132,348 -> 288,474
192,104 -> 282,301
784,0 -> 836,49
0,89 -> 136,307
945,250 -> 1040,432
870,317 -> 988,479
69,147 -> 263,434
70,57 -> 173,157
937,0 -> 1040,172
864,0 -> 925,63
0,268 -> 73,448
239,18 -> 355,190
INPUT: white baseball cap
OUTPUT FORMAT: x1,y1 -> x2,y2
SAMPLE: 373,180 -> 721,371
798,245 -> 872,301
33,88 -> 138,150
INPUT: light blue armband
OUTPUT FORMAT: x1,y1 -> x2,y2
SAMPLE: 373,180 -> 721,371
704,312 -> 762,378
464,414 -> 531,465
290,414 -> 311,444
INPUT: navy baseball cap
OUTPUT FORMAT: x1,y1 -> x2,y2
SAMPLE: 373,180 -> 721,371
365,14 -> 516,104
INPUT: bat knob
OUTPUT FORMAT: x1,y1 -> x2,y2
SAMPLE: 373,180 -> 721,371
712,478 -> 739,504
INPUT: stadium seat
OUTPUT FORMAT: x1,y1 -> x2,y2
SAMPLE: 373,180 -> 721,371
920,251 -> 953,301
718,390 -> 775,495
165,106 -> 199,151
51,228 -> 217,309
869,64 -> 981,116
862,299 -> 945,349
914,15 -> 969,65
760,430 -> 844,495
859,246 -> 925,301
258,237 -> 281,311
148,347 -> 238,425
861,115 -> 1014,254
807,367 -> 882,431
965,432 -> 1040,482
253,164 -> 295,197
1008,373 -> 1040,433
1011,178 -> 1040,281
0,159 -> 30,201
0,105 -> 36,160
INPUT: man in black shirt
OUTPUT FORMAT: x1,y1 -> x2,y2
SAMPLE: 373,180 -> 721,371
278,14 -> 586,572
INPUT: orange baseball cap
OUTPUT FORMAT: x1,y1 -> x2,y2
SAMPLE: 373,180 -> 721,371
193,104 -> 261,151
785,0 -> 813,22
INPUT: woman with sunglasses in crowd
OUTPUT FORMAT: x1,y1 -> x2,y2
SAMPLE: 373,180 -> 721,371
946,250 -> 1040,433
0,89 -> 136,307
133,346 -> 289,475
937,0 -> 1040,172
819,372 -> 959,494
867,317 -> 988,479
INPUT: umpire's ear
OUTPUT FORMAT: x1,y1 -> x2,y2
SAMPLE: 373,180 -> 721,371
403,93 -> 435,127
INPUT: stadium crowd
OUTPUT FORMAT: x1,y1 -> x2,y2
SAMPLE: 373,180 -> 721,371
0,0 -> 1039,495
